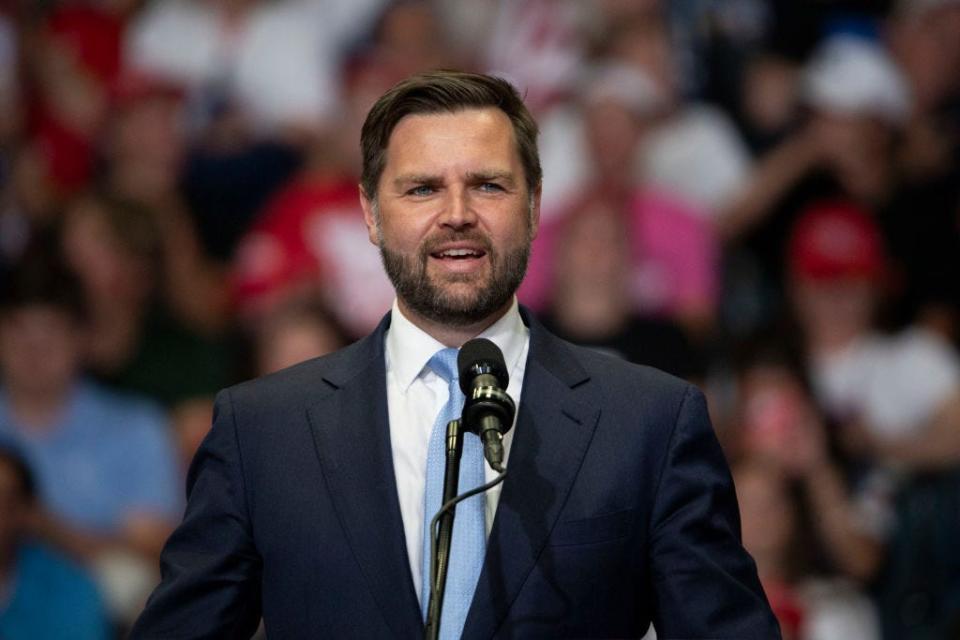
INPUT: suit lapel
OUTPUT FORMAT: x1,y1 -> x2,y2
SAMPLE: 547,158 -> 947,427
464,318 -> 601,640
306,318 -> 423,640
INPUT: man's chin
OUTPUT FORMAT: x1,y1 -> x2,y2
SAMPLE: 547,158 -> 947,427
405,288 -> 509,327
425,260 -> 489,284
423,294 -> 489,324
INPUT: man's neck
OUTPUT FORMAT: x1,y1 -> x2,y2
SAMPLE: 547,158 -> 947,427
396,299 -> 513,348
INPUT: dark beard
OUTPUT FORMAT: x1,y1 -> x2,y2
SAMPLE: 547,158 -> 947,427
379,231 -> 530,327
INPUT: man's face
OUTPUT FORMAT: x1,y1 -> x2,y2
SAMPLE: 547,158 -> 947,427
361,108 -> 540,327
792,277 -> 875,347
0,305 -> 82,397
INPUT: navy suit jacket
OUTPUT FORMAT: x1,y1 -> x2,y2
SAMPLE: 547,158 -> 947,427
132,311 -> 779,639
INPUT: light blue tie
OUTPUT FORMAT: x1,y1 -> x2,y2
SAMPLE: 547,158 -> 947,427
421,347 -> 486,639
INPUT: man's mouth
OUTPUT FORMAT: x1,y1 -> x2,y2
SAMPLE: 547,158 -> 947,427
430,247 -> 487,260
425,241 -> 490,275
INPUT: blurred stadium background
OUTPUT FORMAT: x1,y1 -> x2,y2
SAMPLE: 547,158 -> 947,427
0,1 -> 959,638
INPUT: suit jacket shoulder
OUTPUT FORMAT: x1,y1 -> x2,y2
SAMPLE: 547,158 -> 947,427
480,314 -> 780,639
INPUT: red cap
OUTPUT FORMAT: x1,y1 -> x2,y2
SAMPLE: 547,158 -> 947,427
46,6 -> 123,86
788,200 -> 886,281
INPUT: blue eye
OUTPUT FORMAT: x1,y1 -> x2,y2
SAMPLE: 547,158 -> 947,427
408,185 -> 434,196
479,183 -> 504,192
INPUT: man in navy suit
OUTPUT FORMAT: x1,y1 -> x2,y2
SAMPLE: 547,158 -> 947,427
132,71 -> 779,639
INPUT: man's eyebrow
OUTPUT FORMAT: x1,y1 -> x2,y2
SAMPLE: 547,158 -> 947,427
465,171 -> 516,185
392,174 -> 441,188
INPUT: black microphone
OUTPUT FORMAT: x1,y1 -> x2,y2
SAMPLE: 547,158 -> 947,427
457,339 -> 516,472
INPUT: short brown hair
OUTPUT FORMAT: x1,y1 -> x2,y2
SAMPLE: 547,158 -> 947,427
360,70 -> 542,200
0,238 -> 86,324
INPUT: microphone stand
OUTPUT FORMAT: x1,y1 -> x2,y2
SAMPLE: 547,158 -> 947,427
424,419 -> 507,640
425,418 -> 462,640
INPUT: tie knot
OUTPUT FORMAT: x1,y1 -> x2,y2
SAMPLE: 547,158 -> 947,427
428,347 -> 459,384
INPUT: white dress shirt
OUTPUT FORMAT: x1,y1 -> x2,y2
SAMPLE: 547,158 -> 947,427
384,298 -> 529,606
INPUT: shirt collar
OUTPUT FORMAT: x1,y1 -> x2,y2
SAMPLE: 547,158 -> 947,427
385,297 -> 528,392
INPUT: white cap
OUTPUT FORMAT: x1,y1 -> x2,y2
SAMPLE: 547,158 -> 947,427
802,35 -> 912,124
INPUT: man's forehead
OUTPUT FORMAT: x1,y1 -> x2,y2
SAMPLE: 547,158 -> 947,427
381,108 -> 520,173
387,108 -> 515,147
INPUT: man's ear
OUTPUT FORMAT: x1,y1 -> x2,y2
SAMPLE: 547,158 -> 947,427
529,183 -> 543,241
359,186 -> 379,246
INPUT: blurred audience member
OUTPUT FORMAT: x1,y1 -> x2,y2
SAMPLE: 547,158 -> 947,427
164,0 -> 416,264
61,193 -> 232,405
253,297 -> 350,376
126,0 -> 342,135
726,34 -> 909,238
0,250 -> 181,623
735,345 -> 886,583
124,0 -> 392,261
731,340 -> 887,640
478,0 -> 584,114
789,201 -> 960,467
788,201 -> 960,638
231,155 -> 393,337
719,34 -> 927,337
229,46 -> 413,337
524,186 -> 719,334
737,52 -> 802,153
363,0 -> 462,84
0,445 -> 111,640
734,458 -> 805,640
734,458 -> 881,640
126,0 -> 307,260
538,201 -> 702,380
606,9 -> 754,220
522,62 -> 720,334
104,73 -> 231,334
575,63 -> 664,202
886,0 -> 960,340
25,4 -> 123,199
0,5 -> 121,259
889,0 -> 960,124
533,61 -> 662,230
178,111 -> 303,262
522,61 -> 651,298
657,0 -> 831,108
104,72 -> 186,201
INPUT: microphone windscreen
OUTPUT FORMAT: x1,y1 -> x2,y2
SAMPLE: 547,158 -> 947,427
458,338 -> 509,394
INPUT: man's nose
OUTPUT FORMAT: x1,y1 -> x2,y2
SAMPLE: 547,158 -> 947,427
439,187 -> 477,229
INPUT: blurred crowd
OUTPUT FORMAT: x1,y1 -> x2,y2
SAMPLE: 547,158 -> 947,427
0,0 -> 959,638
